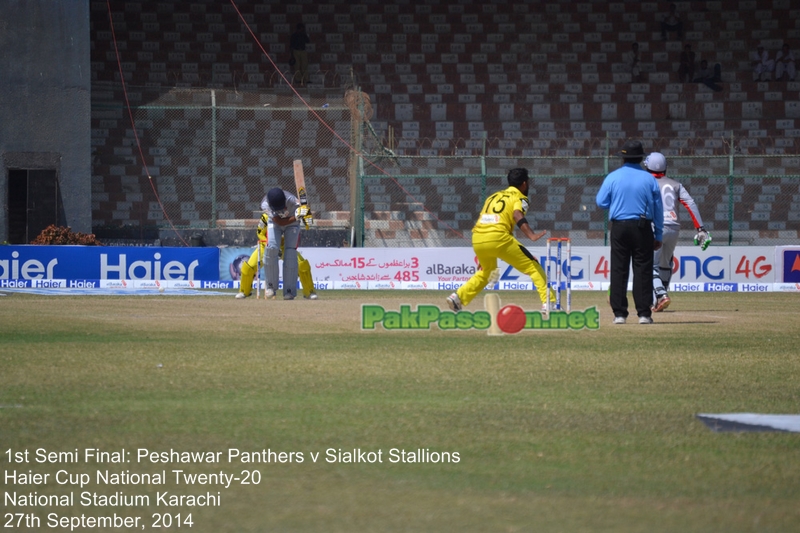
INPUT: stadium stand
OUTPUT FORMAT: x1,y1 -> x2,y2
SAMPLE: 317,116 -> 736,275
90,0 -> 800,244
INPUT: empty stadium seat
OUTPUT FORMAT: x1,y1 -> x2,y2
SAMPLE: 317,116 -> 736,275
89,0 -> 800,243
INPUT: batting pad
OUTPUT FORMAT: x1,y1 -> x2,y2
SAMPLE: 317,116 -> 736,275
282,247 -> 298,297
265,247 -> 280,291
298,254 -> 313,297
239,262 -> 256,296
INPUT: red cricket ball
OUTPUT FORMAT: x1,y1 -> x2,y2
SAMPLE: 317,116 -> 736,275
496,304 -> 527,334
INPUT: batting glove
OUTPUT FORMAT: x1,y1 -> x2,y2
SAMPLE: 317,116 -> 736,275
487,268 -> 501,285
295,205 -> 310,219
294,206 -> 312,229
693,227 -> 712,251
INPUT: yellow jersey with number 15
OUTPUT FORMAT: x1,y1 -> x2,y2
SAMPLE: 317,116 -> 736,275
472,186 -> 529,238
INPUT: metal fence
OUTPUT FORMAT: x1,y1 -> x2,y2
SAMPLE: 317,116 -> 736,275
92,87 -> 800,247
355,147 -> 800,247
92,87 -> 358,232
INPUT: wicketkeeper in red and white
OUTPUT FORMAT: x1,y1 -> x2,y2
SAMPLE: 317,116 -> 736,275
643,152 -> 711,312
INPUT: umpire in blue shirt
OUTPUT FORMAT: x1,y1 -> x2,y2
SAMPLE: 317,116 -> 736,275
596,140 -> 664,324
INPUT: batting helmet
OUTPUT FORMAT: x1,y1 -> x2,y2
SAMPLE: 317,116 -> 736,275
266,188 -> 287,210
644,152 -> 667,173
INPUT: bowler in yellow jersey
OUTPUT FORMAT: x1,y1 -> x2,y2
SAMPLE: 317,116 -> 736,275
447,168 -> 550,311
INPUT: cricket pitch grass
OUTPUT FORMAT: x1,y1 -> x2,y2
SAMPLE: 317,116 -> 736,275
1,290 -> 799,532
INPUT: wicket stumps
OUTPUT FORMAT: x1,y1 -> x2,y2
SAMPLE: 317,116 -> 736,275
545,237 -> 571,313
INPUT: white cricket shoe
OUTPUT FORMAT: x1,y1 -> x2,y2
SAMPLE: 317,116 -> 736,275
446,293 -> 463,311
235,292 -> 247,299
639,316 -> 654,324
613,316 -> 626,325
304,292 -> 318,300
265,288 -> 275,298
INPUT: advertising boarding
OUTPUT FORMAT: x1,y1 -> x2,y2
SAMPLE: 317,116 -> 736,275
0,246 -> 219,289
219,245 -> 800,292
2,245 -> 799,292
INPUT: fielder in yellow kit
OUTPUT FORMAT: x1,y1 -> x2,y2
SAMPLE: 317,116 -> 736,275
235,212 -> 318,299
447,168 -> 550,311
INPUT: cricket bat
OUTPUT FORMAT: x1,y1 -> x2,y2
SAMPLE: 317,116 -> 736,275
293,159 -> 310,228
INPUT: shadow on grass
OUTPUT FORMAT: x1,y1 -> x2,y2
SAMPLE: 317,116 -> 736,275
656,320 -> 719,325
662,309 -> 741,313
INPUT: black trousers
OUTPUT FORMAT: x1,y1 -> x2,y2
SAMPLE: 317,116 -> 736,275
609,219 -> 655,318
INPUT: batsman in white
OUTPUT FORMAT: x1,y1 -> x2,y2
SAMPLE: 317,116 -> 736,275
643,152 -> 711,312
262,187 -> 311,300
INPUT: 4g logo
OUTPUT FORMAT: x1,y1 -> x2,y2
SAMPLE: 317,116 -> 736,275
735,255 -> 771,279
594,257 -> 610,279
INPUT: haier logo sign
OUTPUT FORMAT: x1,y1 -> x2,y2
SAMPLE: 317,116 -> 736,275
101,253 -> 198,280
679,256 -> 724,280
671,283 -> 703,292
0,246 -> 219,281
0,280 -> 30,288
33,279 -> 65,288
501,281 -> 533,290
202,281 -> 234,289
705,283 -> 737,292
0,251 -> 58,279
739,283 -> 769,292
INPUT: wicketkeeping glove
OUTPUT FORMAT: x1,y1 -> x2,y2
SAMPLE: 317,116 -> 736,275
693,227 -> 712,251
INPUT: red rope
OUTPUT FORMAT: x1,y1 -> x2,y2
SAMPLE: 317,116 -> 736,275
105,0 -> 188,246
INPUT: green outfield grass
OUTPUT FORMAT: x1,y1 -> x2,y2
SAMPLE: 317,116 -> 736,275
1,290 -> 799,532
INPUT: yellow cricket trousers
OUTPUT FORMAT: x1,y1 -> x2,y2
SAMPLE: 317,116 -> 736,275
456,234 -> 550,306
